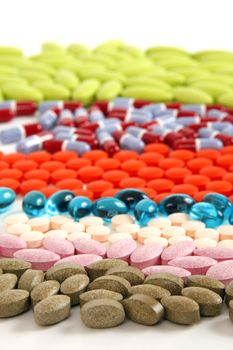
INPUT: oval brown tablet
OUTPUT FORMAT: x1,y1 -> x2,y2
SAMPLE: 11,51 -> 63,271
18,269 -> 44,292
186,275 -> 225,298
88,275 -> 131,297
79,289 -> 123,306
123,294 -> 164,326
46,263 -> 87,283
30,280 -> 60,306
225,281 -> 233,305
86,259 -> 128,281
81,298 -> 125,328
34,295 -> 71,326
0,289 -> 29,317
60,274 -> 90,305
181,287 -> 222,316
105,266 -> 144,286
161,295 -> 200,325
144,273 -> 184,295
229,300 -> 233,321
129,284 -> 171,300
0,273 -> 18,293
0,258 -> 31,277
0,269 -> 3,275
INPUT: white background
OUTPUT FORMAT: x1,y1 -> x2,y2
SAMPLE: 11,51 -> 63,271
1,0 -> 233,348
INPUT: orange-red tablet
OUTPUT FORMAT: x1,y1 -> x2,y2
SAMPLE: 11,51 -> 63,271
121,159 -> 146,176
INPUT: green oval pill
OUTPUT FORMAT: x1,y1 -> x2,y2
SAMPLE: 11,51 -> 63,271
2,84 -> 43,102
174,87 -> 213,104
97,80 -> 122,101
33,81 -> 70,100
122,86 -> 173,102
72,79 -> 100,104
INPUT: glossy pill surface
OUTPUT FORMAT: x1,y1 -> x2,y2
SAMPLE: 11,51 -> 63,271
22,190 -> 46,217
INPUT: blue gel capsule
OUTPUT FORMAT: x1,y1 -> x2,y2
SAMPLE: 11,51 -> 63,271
134,199 -> 158,226
210,122 -> 232,131
92,197 -> 127,222
63,140 -> 90,155
38,101 -> 63,113
0,187 -> 16,213
190,202 -> 223,228
22,191 -> 46,217
230,212 -> 233,225
180,104 -> 206,115
39,110 -> 57,130
119,133 -> 144,153
45,190 -> 75,216
198,138 -> 223,150
89,110 -> 104,122
159,194 -> 195,215
203,193 -> 233,220
0,125 -> 24,144
115,189 -> 149,211
109,97 -> 133,110
207,109 -> 227,118
68,196 -> 92,220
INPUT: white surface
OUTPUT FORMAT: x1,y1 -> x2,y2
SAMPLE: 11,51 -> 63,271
1,0 -> 233,348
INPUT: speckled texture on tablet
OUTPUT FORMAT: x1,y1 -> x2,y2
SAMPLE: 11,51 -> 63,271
225,281 -> 233,305
18,269 -> 45,292
55,254 -> 102,268
88,275 -> 131,297
129,284 -> 171,300
168,256 -> 217,275
105,266 -> 144,285
86,259 -> 128,281
0,258 -> 31,277
60,274 -> 90,305
0,273 -> 18,293
194,247 -> 233,262
186,275 -> 225,297
130,243 -> 163,269
30,280 -> 60,306
46,262 -> 86,283
207,260 -> 233,285
0,289 -> 30,318
74,238 -> 106,257
79,289 -> 123,306
14,249 -> 60,271
144,273 -> 184,295
161,241 -> 195,265
142,265 -> 191,281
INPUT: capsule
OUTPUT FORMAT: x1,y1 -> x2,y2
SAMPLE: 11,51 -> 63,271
45,190 -> 75,216
16,131 -> 54,153
0,123 -> 42,144
126,126 -> 161,144
134,199 -> 158,225
89,110 -> 105,122
43,139 -> 90,155
92,197 -> 128,222
58,109 -> 74,127
22,191 -> 47,217
115,189 -> 149,211
108,97 -> 134,111
68,196 -> 92,220
159,194 -> 195,216
125,109 -> 153,124
174,138 -> 223,151
0,187 -> 16,213
112,131 -> 144,153
74,107 -> 89,126
39,110 -> 58,130
38,101 -> 64,114
180,104 -> 206,115
190,202 -> 223,228
203,193 -> 232,220
96,129 -> 120,155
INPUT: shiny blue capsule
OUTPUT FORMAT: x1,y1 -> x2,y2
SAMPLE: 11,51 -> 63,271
0,187 -> 16,213
159,194 -> 195,215
190,202 -> 223,228
22,191 -> 46,217
68,196 -> 92,220
92,197 -> 127,222
45,190 -> 75,215
134,199 -> 158,226
115,189 -> 149,211
203,193 -> 232,220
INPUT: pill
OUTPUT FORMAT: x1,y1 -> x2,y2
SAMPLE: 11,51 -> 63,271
229,300 -> 233,321
88,275 -> 130,297
168,213 -> 190,226
161,295 -> 200,325
217,225 -> 233,240
0,273 -> 18,292
194,238 -> 217,249
107,239 -> 137,261
61,222 -> 85,233
162,226 -> 186,239
207,260 -> 233,284
218,240 -> 233,249
60,274 -> 90,305
108,233 -> 133,243
161,241 -> 195,265
142,266 -> 191,282
129,283 -> 171,300
79,216 -> 103,228
144,273 -> 184,295
194,246 -> 233,262
50,215 -> 74,230
74,238 -> 106,257
81,298 -> 125,328
115,223 -> 140,239
0,233 -> 27,257
86,259 -> 128,281
111,214 -> 135,230
57,254 -> 103,267
148,218 -> 171,230
4,213 -> 28,226
34,294 -> 70,326
43,236 -> 74,258
225,281 -> 233,305
137,227 -> 161,244
30,280 -> 60,306
168,256 -> 217,274
45,230 -> 68,239
79,289 -> 123,306
67,232 -> 91,242
86,225 -> 110,242
106,266 -> 144,286
0,289 -> 30,318
18,269 -> 44,292
21,231 -> 44,248
130,243 -> 163,269
45,262 -> 86,283
14,249 -> 60,271
144,236 -> 168,247
0,258 -> 31,277
181,220 -> 205,238
28,217 -> 50,232
186,275 -> 225,297
7,223 -> 31,236
169,236 -> 193,245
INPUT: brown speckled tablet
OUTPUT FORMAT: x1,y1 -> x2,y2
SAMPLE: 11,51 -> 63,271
161,295 -> 200,325
18,269 -> 44,292
0,269 -> 2,275
186,275 -> 225,298
0,289 -> 29,317
0,258 -> 31,277
129,284 -> 171,300
105,266 -> 144,286
34,295 -> 71,326
81,298 -> 125,328
144,273 -> 184,295
0,273 -> 18,293
88,275 -> 131,297
229,300 -> 233,321
122,294 -> 164,325
60,274 -> 89,305
225,281 -> 233,305
46,262 -> 86,283
86,259 -> 128,281
181,287 -> 222,316
30,280 -> 60,306
79,289 -> 123,306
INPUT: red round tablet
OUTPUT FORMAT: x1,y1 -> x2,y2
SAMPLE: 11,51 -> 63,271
40,161 -> 65,172
183,175 -> 209,190
0,179 -> 20,193
27,151 -> 52,164
165,167 -> 191,184
66,158 -> 91,170
200,166 -> 226,180
53,150 -> 77,162
0,161 -> 9,171
205,180 -> 233,196
56,178 -> 83,190
20,179 -> 47,195
77,166 -> 104,182
51,169 -> 77,183
2,153 -> 25,165
194,191 -> 211,202
73,189 -> 93,200
95,158 -> 120,171
138,187 -> 157,200
113,150 -> 139,162
101,188 -> 120,198
0,169 -> 23,181
40,186 -> 60,198
138,167 -> 164,181
221,145 -> 233,155
155,192 -> 171,203
147,179 -> 174,193
13,160 -> 38,172
169,150 -> 195,162
223,173 -> 233,185
186,157 -> 213,173
144,143 -> 169,156
24,169 -> 50,182
83,150 -> 108,163
119,177 -> 146,189
171,184 -> 198,196
102,170 -> 129,186
87,180 -> 113,199
195,149 -> 220,161
121,160 -> 146,176
158,158 -> 185,170
139,152 -> 164,166
216,155 -> 233,170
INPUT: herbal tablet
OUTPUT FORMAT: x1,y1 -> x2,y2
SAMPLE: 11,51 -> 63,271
186,275 -> 225,298
30,280 -> 60,306
0,273 -> 18,292
86,258 -> 128,281
45,262 -> 86,283
0,289 -> 29,317
88,275 -> 131,297
105,266 -> 144,285
129,284 -> 171,301
144,273 -> 184,295
79,289 -> 123,306
60,274 -> 90,305
0,258 -> 31,277
18,269 -> 44,292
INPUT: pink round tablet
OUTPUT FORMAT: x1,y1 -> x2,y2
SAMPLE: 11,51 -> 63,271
43,236 -> 74,258
161,241 -> 195,265
142,265 -> 191,281
0,233 -> 26,257
14,249 -> 60,270
106,238 -> 137,262
74,238 -> 106,257
193,246 -> 233,262
168,256 -> 217,275
207,260 -> 233,285
55,254 -> 102,267
130,243 -> 163,269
